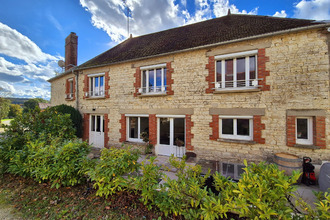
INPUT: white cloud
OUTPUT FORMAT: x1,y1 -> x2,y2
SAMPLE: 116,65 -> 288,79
0,22 -> 57,64
213,0 -> 258,17
80,0 -> 183,42
273,10 -> 287,18
294,0 -> 330,20
0,22 -> 62,99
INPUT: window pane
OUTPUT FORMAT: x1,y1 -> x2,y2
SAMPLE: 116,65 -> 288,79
90,77 -> 93,93
216,60 -> 222,83
225,59 -> 233,87
297,118 -> 308,139
94,77 -> 99,96
100,76 -> 104,95
149,70 -> 154,92
237,165 -> 245,178
222,163 -> 235,179
142,70 -> 147,92
69,81 -> 73,93
222,119 -> 233,135
249,56 -> 256,86
91,116 -> 95,131
96,116 -> 101,132
236,57 -> 245,87
140,117 -> 149,138
237,119 -> 250,136
156,68 -> 162,92
129,117 -> 138,138
159,118 -> 170,145
173,118 -> 185,146
163,68 -> 167,91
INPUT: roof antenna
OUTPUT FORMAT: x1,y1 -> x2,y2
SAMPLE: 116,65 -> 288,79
227,9 -> 231,15
122,0 -> 132,38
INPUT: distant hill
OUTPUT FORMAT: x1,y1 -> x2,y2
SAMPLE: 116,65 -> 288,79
7,98 -> 30,106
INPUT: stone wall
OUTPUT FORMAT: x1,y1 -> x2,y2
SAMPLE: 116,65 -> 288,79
50,28 -> 330,164
50,72 -> 76,108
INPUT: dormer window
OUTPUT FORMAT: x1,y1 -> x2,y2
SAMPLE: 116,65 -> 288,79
140,63 -> 167,94
215,50 -> 259,91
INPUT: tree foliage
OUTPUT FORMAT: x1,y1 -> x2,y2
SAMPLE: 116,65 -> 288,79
0,97 -> 11,121
8,104 -> 22,118
50,104 -> 83,138
23,99 -> 40,113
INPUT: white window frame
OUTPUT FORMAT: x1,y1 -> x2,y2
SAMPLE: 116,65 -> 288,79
296,117 -> 313,145
156,115 -> 186,146
219,116 -> 253,141
215,50 -> 258,90
126,114 -> 149,143
66,78 -> 74,99
140,63 -> 167,94
88,73 -> 105,97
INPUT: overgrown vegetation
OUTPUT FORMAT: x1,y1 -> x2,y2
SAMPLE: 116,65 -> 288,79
50,104 -> 83,138
0,108 -> 329,219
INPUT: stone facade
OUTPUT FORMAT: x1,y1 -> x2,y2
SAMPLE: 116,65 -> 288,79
50,28 -> 330,164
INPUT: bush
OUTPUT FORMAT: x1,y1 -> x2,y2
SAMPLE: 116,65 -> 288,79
7,138 -> 91,189
50,104 -> 83,138
87,147 -> 140,198
135,157 -> 163,210
0,108 -> 76,174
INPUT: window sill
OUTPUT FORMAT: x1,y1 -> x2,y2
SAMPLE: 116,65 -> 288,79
85,96 -> 106,100
218,138 -> 256,144
214,88 -> 260,94
138,93 -> 167,97
292,144 -> 321,150
65,98 -> 75,101
123,141 -> 146,146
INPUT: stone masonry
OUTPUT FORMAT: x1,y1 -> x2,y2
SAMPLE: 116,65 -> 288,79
50,28 -> 330,164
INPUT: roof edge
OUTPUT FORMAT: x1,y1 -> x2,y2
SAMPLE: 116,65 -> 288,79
49,22 -> 329,81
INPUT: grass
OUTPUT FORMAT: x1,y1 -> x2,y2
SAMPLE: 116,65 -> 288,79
0,174 -> 172,220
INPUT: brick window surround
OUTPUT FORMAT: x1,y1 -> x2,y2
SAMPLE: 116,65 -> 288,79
134,62 -> 174,97
209,108 -> 265,144
206,48 -> 270,93
119,114 -> 194,151
104,114 -> 110,148
83,71 -> 110,99
65,77 -> 76,100
287,110 -> 326,148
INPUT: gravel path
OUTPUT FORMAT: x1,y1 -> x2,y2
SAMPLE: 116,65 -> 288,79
0,205 -> 21,220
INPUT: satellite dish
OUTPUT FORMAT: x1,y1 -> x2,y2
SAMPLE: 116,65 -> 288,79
58,60 -> 65,68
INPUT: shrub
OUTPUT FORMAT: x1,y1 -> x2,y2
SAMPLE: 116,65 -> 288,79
50,104 -> 83,138
135,156 -> 163,210
7,138 -> 91,189
87,147 -> 140,198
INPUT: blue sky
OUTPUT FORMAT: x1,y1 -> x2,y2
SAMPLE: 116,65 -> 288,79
0,0 -> 329,100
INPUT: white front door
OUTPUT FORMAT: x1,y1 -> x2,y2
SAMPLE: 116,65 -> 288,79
156,117 -> 186,157
89,115 -> 104,148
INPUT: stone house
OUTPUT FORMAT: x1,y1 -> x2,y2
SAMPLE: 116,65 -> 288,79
48,14 -> 330,166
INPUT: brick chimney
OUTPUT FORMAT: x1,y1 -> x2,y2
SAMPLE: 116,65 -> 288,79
65,32 -> 78,71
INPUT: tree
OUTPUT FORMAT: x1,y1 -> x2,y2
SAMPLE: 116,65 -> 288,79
8,104 -> 22,118
23,99 -> 40,113
0,98 -> 11,121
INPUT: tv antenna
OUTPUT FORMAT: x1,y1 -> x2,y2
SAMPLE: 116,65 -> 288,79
122,0 -> 132,38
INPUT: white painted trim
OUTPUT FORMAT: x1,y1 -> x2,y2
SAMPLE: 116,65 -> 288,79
87,72 -> 105,77
125,114 -> 149,117
68,78 -> 73,81
215,50 -> 258,60
156,115 -> 186,118
140,63 -> 166,70
220,117 -> 253,141
296,117 -> 313,145
219,115 -> 253,119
